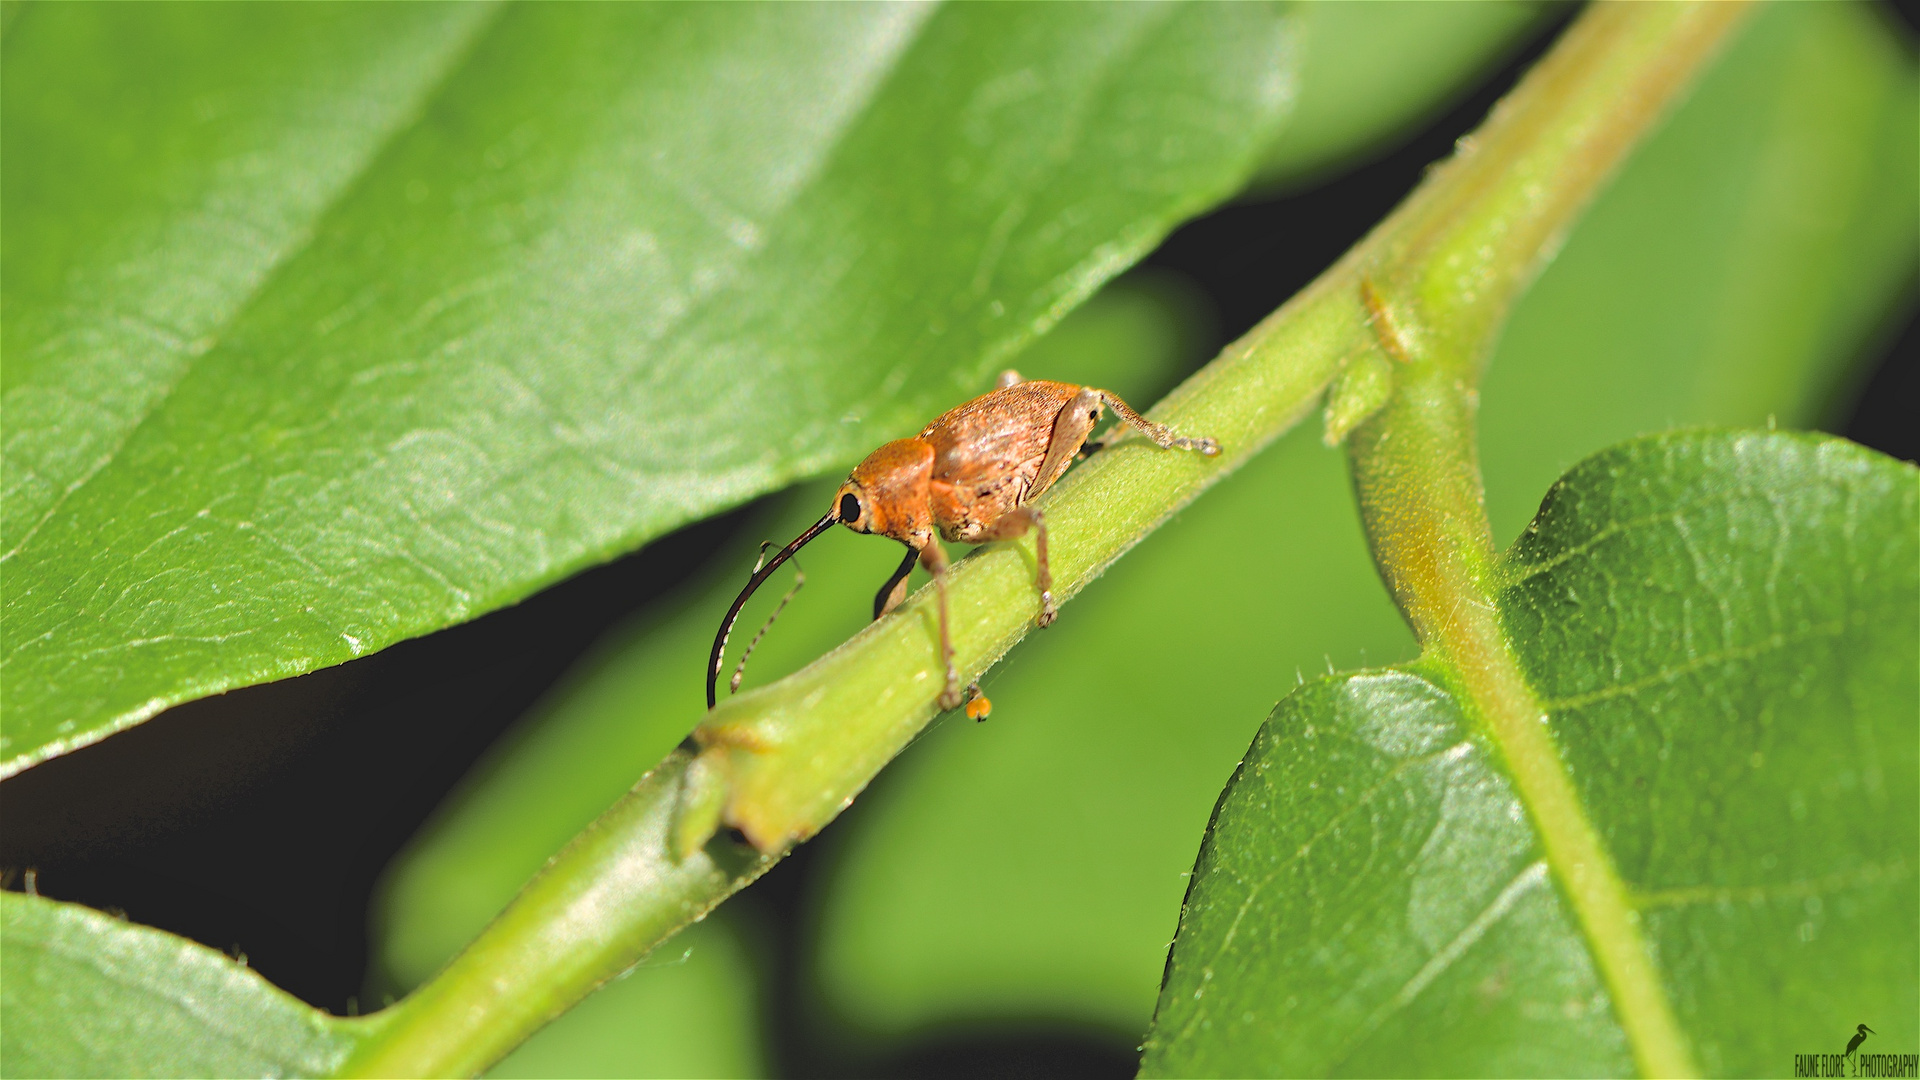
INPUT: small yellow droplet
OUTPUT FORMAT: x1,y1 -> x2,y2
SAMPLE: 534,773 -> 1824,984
966,692 -> 993,722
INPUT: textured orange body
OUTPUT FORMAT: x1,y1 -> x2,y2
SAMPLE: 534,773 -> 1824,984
708,371 -> 1216,713
923,380 -> 1084,542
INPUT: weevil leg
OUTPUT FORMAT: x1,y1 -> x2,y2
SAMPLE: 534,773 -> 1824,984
918,541 -> 963,709
965,682 -> 992,722
996,369 -> 1024,390
972,505 -> 1054,626
1093,389 -> 1221,456
873,545 -> 917,621
1032,510 -> 1052,625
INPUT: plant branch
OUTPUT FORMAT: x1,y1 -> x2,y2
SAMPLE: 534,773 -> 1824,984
1344,4 -> 1751,1078
339,753 -> 774,1077
335,4 -> 1748,1074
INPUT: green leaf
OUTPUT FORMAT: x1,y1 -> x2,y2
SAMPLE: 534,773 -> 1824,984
0,2 -> 1297,777
1141,431 -> 1919,1076
0,892 -> 372,1078
809,0 -> 1918,1044
1,0 -> 500,765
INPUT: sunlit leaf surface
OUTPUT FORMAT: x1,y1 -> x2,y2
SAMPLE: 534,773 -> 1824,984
0,2 -> 1295,776
1249,0 -> 1550,187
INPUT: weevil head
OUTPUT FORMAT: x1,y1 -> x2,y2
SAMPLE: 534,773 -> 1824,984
836,438 -> 933,543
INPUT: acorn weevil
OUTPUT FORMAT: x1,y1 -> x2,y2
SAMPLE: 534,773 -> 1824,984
706,370 -> 1219,716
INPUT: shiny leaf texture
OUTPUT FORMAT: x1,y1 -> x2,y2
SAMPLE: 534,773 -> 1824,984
1141,431 -> 1919,1076
0,1 -> 1296,776
0,892 -> 371,1078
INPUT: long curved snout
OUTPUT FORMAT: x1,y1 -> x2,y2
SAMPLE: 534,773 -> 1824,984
706,509 -> 837,708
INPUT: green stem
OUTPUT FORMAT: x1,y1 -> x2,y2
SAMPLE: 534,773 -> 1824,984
340,753 -> 773,1077
1344,4 -> 1751,1077
336,4 -> 1748,1075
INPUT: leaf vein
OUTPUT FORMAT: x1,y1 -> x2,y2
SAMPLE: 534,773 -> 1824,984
1174,735 -> 1473,1046
1540,619 -> 1847,713
1326,860 -> 1550,1070
1632,859 -> 1911,911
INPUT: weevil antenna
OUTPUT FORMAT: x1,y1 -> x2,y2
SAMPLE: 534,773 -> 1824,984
708,510 -> 836,708
730,544 -> 806,695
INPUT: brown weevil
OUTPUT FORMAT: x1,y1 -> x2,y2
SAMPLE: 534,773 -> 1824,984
706,370 -> 1219,715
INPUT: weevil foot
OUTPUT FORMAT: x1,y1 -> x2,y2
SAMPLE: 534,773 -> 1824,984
965,682 -> 992,722
1036,590 -> 1056,627
937,658 -> 964,710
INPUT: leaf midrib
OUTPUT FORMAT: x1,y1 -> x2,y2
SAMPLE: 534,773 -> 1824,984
1432,566 -> 1697,1077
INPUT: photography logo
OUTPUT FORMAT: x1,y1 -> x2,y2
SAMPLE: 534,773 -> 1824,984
1794,1023 -> 1917,1078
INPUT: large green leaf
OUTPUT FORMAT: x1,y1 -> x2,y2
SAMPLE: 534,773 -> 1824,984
1,0 -> 499,762
0,1 -> 1296,777
0,892 -> 370,1078
808,0 -> 1917,1045
1140,431 -> 1919,1076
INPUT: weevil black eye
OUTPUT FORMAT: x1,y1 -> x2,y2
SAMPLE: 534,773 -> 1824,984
840,492 -> 861,524
1088,409 -> 1099,420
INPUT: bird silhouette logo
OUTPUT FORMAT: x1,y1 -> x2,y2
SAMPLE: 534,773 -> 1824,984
1844,1024 -> 1874,1059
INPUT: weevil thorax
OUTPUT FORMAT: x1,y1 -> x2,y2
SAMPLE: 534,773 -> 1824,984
836,437 -> 934,545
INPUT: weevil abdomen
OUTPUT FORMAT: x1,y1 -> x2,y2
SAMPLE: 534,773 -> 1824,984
923,380 -> 1086,542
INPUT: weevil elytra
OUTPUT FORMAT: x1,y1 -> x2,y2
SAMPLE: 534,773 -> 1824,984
706,370 -> 1219,715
